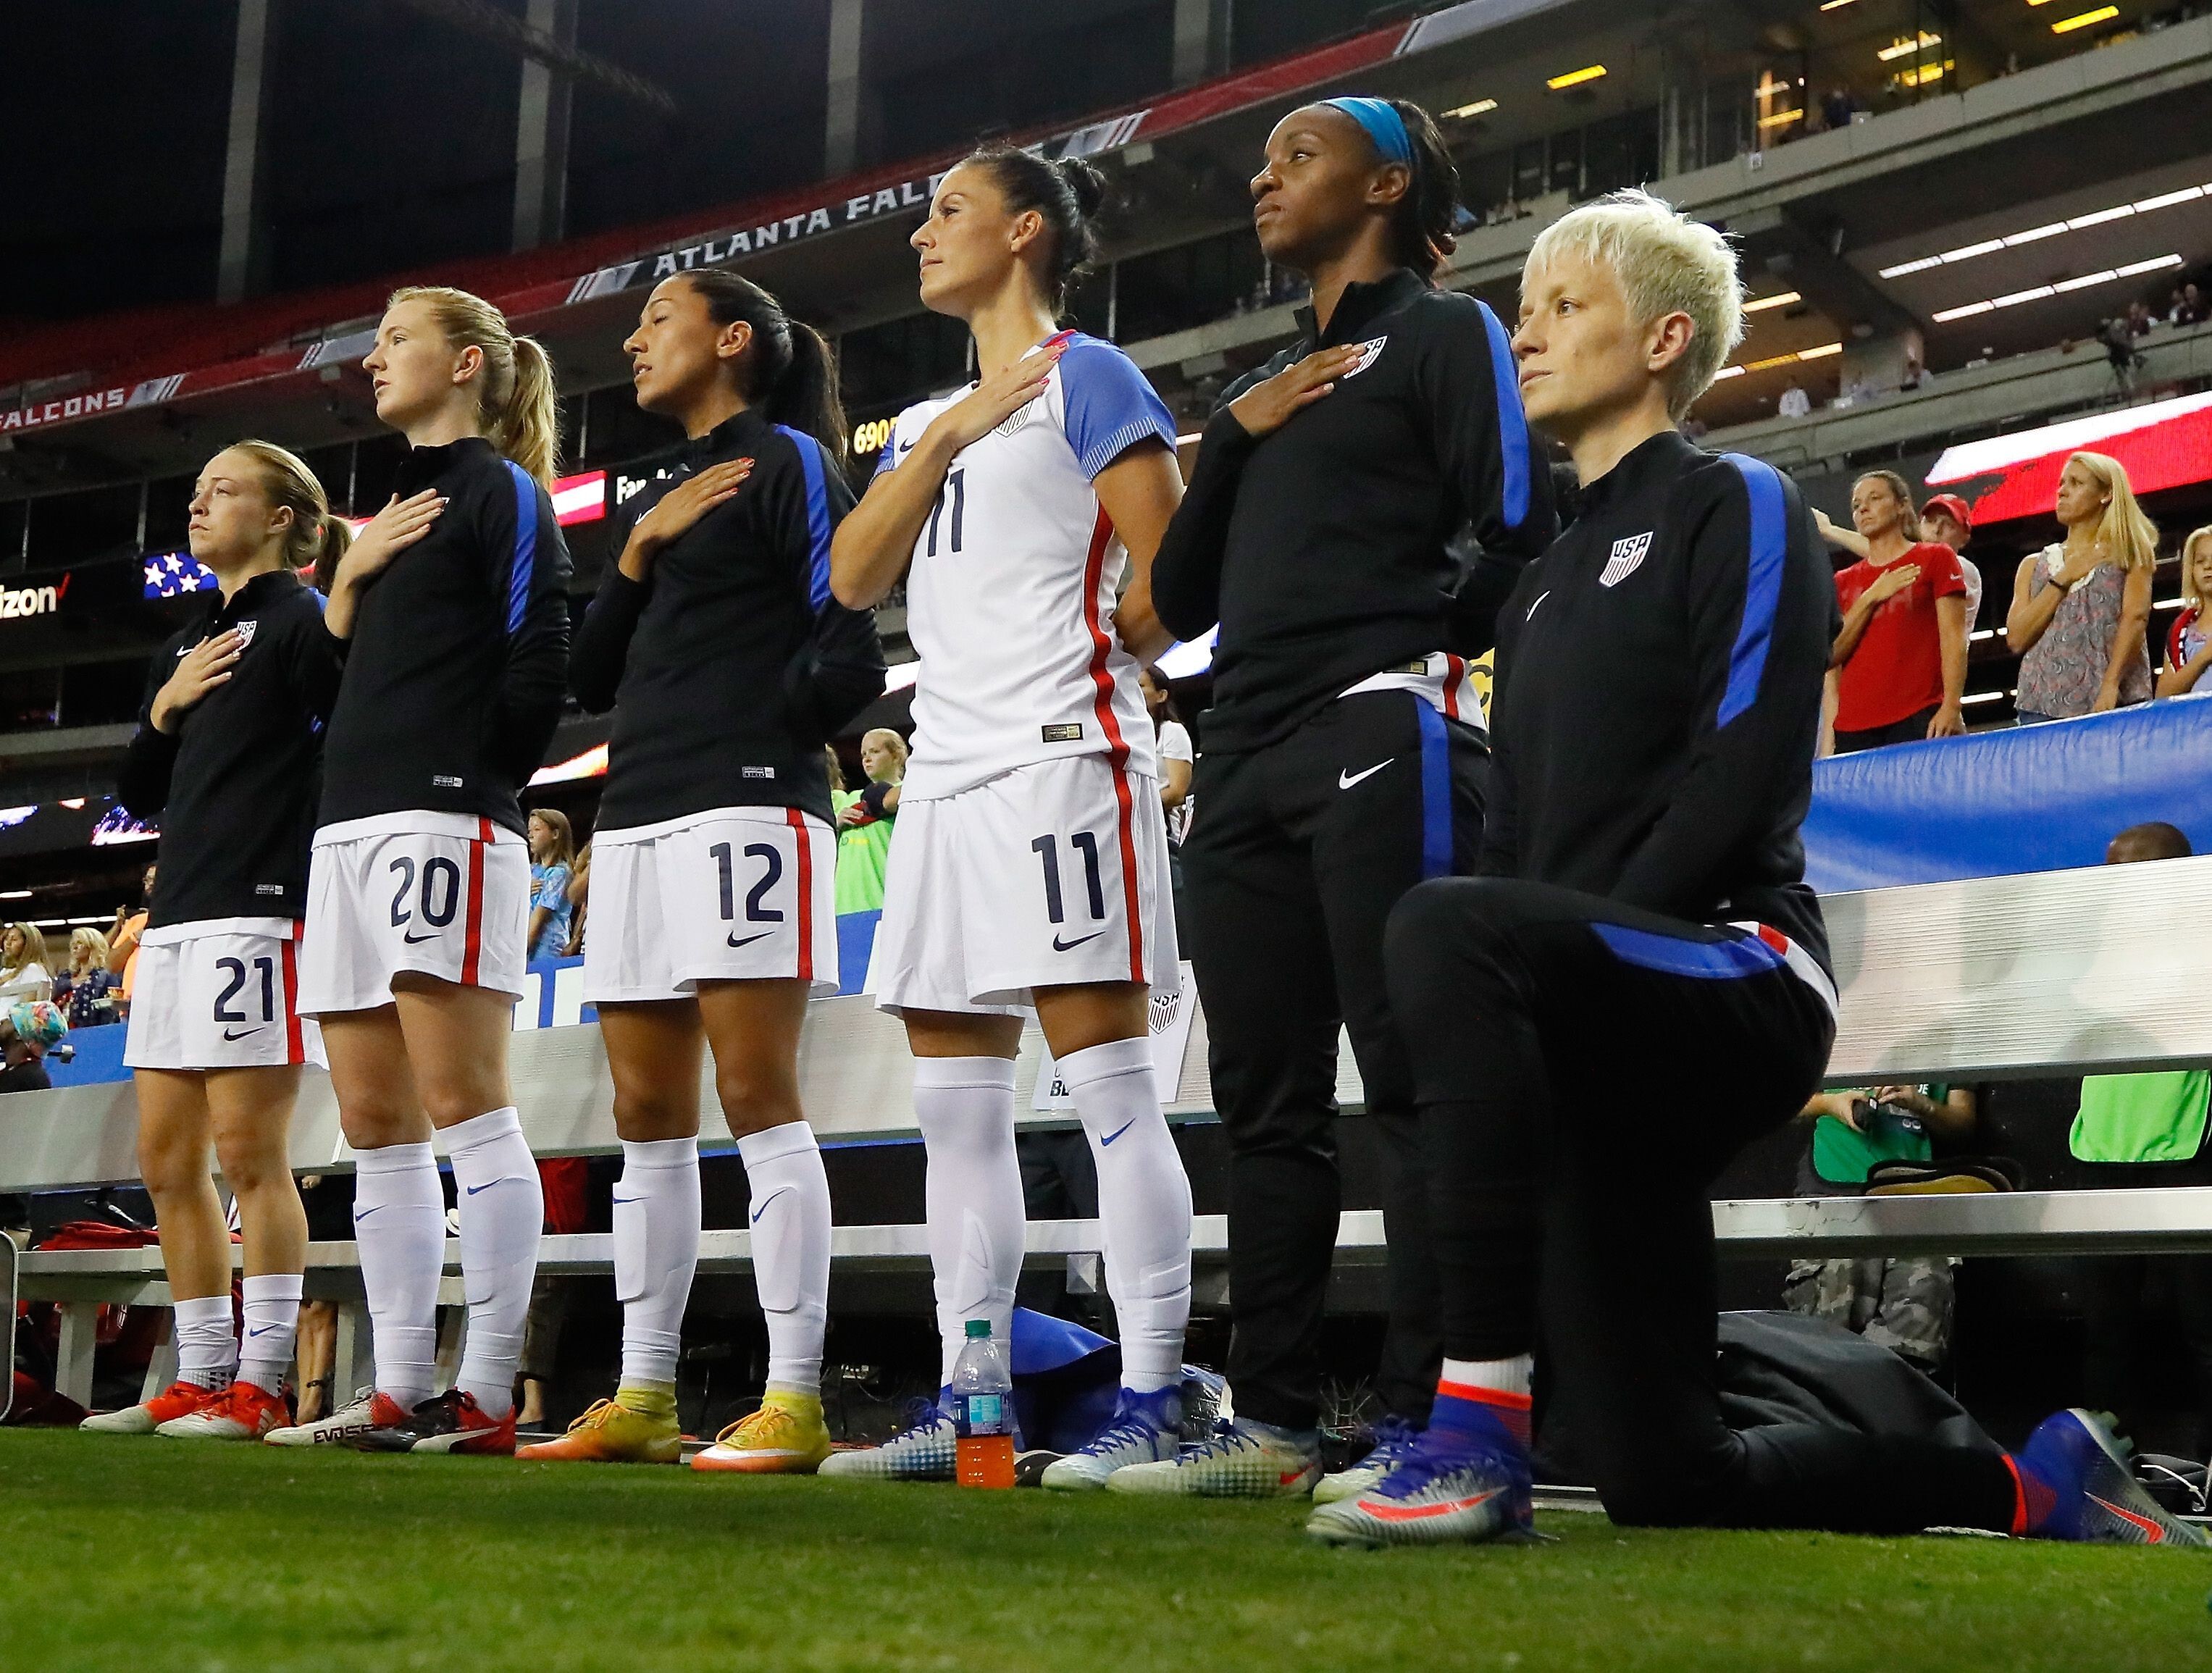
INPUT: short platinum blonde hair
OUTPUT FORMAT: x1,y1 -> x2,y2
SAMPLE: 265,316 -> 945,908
1525,188 -> 1745,419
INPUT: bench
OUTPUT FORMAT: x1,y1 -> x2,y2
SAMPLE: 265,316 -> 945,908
7,854 -> 2212,1411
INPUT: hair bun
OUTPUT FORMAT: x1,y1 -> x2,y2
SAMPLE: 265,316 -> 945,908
1056,154 -> 1109,219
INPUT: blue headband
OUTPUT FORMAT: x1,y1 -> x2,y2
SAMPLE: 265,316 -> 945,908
1321,96 -> 1414,169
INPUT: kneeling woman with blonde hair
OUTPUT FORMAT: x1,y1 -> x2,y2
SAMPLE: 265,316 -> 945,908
81,440 -> 366,1440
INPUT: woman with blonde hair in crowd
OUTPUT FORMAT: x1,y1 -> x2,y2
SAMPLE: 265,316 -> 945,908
0,923 -> 54,1002
2006,450 -> 2156,721
2156,524 -> 2212,699
54,927 -> 120,1028
81,439 -> 359,1440
267,285 -> 573,1455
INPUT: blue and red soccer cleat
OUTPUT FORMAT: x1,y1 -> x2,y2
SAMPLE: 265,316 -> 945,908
2011,1409 -> 2208,1547
1304,1421 -> 1534,1547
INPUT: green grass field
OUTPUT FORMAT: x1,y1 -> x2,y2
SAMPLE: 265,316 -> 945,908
1,1430 -> 2208,1672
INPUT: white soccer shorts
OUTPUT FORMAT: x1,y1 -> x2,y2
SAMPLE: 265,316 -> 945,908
868,753 -> 1178,1016
123,918 -> 326,1071
298,813 -> 531,1015
583,807 -> 838,1004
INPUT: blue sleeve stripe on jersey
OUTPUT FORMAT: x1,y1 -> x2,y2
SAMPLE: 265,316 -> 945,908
1059,335 -> 1178,479
1415,697 -> 1454,879
1478,298 -> 1531,531
1717,453 -> 1788,729
776,424 -> 835,612
1593,922 -> 1784,982
874,437 -> 898,479
503,459 -> 538,637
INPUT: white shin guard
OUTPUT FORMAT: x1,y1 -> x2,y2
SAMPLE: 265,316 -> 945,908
612,1134 -> 701,1389
445,1107 -> 542,1419
913,1057 -> 1024,1390
1060,1036 -> 1194,1392
736,1122 -> 830,1394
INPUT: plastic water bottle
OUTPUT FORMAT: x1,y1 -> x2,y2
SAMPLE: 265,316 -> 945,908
952,1318 -> 1015,1489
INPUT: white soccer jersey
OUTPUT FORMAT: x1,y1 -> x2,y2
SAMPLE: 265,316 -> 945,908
879,331 -> 1177,802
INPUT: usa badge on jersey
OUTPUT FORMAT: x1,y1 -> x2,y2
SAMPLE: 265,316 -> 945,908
1341,336 -> 1388,379
1600,532 -> 1652,588
233,619 -> 259,648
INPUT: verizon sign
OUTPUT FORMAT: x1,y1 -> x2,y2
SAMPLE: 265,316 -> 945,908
0,574 -> 69,619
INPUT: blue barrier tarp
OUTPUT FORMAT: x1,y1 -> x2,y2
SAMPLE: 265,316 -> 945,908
1803,695 -> 2212,892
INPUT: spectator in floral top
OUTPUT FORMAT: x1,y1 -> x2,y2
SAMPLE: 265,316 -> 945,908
2006,450 -> 2156,722
527,808 -> 577,963
2156,524 -> 2212,700
52,928 -> 120,1028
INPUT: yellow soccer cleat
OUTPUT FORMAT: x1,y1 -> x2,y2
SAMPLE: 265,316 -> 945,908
691,1390 -> 833,1475
516,1396 -> 683,1464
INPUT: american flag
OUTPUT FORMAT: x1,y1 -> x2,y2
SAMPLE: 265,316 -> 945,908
143,550 -> 218,599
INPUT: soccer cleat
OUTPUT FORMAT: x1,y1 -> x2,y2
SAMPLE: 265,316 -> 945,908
267,1389 -> 414,1449
1312,1413 -> 1424,1506
692,1390 -> 834,1475
2011,1409 -> 2210,1547
818,1400 -> 959,1481
156,1379 -> 293,1441
1042,1385 -> 1183,1490
517,1397 -> 684,1464
1107,1419 -> 1323,1498
398,1387 -> 518,1456
1304,1425 -> 1534,1548
79,1380 -> 227,1435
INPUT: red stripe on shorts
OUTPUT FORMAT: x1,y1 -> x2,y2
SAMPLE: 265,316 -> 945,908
785,807 -> 814,985
1443,653 -> 1465,721
282,921 -> 304,1065
460,818 -> 489,986
1078,506 -> 1144,984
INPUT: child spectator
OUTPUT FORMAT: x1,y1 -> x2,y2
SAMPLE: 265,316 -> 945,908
563,842 -> 591,957
833,726 -> 906,915
527,808 -> 577,963
1829,470 -> 1969,750
2007,450 -> 2156,721
1918,492 -> 1983,627
2156,524 -> 2212,700
106,862 -> 156,1019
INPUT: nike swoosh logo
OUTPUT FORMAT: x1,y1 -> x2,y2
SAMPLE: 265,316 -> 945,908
351,1206 -> 382,1222
247,1325 -> 281,1337
222,1026 -> 264,1041
1052,931 -> 1102,952
1099,1119 -> 1136,1146
402,930 -> 439,944
464,1181 -> 500,1195
1525,589 -> 1551,621
726,930 -> 772,949
1278,1467 -> 1311,1485
611,1194 -> 642,1206
751,1186 -> 793,1225
1357,1485 -> 1506,1523
1338,760 -> 1394,791
2086,1491 -> 2166,1540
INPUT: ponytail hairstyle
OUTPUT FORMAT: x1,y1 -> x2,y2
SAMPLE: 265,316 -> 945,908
678,270 -> 849,471
963,145 -> 1108,316
225,438 -> 353,585
1851,469 -> 1920,542
1382,99 -> 1462,281
387,285 -> 562,485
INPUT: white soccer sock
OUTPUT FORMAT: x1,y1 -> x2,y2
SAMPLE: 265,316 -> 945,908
737,1122 -> 831,1396
912,1057 -> 1023,1390
1441,1354 -> 1533,1399
171,1293 -> 237,1391
445,1107 -> 542,1420
612,1134 -> 700,1391
1061,1036 -> 1193,1393
238,1272 -> 303,1394
351,1140 -> 443,1409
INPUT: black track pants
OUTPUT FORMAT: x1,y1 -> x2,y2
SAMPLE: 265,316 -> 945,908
1386,876 -> 2017,1534
1183,691 -> 1486,1430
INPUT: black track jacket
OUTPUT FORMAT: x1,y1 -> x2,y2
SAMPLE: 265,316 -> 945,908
1481,429 -> 1837,969
317,437 -> 572,835
569,410 -> 885,830
119,569 -> 334,928
1151,267 -> 1557,753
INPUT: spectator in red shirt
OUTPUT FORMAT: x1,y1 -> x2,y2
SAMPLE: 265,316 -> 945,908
2157,523 -> 2212,700
1828,470 -> 1969,750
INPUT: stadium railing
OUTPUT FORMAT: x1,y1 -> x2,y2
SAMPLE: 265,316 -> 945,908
7,853 -> 2212,1409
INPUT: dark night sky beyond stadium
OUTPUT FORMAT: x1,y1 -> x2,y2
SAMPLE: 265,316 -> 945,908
0,0 -> 1373,332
